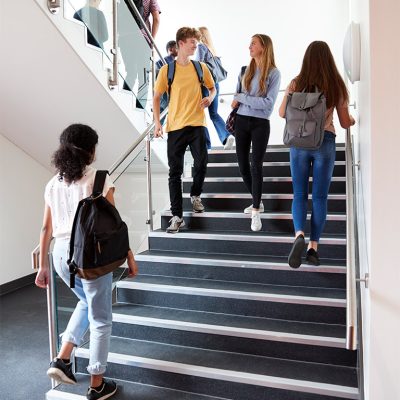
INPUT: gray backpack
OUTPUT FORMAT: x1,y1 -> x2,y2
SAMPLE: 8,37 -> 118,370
283,90 -> 326,149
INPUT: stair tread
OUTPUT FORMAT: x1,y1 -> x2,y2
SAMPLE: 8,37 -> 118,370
136,249 -> 347,268
48,373 -> 226,399
118,275 -> 346,300
112,303 -> 346,339
78,337 -> 358,388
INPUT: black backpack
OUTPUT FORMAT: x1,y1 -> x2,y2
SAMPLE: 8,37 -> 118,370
67,171 -> 130,288
125,0 -> 144,27
167,60 -> 209,103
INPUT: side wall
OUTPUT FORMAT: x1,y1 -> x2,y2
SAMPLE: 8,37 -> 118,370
0,134 -> 51,285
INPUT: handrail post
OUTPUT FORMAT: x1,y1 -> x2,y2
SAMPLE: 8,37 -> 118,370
146,133 -> 153,231
47,0 -> 61,14
108,0 -> 119,88
47,254 -> 59,388
345,127 -> 358,350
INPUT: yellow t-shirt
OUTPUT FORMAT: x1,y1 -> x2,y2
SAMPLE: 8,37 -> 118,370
154,61 -> 215,133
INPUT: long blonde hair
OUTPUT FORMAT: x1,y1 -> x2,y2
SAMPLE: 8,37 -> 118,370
198,26 -> 217,56
243,34 -> 276,96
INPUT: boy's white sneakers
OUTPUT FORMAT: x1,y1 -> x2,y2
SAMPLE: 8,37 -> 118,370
244,202 -> 264,214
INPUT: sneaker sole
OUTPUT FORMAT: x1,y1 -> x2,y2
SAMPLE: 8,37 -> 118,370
47,368 -> 77,385
93,386 -> 117,400
193,209 -> 205,213
288,236 -> 306,269
166,221 -> 186,233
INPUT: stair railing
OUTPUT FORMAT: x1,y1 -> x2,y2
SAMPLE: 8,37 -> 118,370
345,127 -> 358,351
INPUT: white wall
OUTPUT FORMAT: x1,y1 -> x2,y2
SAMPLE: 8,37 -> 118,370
0,134 -> 51,285
350,0 -> 400,398
156,0 -> 349,145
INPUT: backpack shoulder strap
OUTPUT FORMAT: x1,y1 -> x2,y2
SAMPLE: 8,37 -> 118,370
191,60 -> 204,84
92,170 -> 108,197
167,61 -> 176,100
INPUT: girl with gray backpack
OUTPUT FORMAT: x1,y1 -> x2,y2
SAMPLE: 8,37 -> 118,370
279,41 -> 355,269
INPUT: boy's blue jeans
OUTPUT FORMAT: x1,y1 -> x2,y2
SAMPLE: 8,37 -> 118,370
53,238 -> 112,375
290,131 -> 336,242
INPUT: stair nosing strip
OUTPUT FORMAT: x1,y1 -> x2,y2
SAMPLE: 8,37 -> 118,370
208,147 -> 345,155
182,177 -> 345,183
46,391 -> 86,399
182,193 -> 346,200
117,282 -> 346,307
161,210 -> 346,221
112,313 -> 346,348
135,253 -> 346,273
207,161 -> 346,168
75,349 -> 358,399
149,231 -> 346,245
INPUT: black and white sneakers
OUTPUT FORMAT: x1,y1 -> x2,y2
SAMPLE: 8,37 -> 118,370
47,358 -> 77,385
87,379 -> 117,400
288,234 -> 306,269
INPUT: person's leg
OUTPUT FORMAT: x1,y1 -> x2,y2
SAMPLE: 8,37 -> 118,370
83,272 -> 113,387
167,128 -> 190,218
309,132 -> 336,249
249,118 -> 270,209
288,147 -> 312,268
235,115 -> 253,196
208,83 -> 230,145
188,126 -> 208,198
48,239 -> 90,384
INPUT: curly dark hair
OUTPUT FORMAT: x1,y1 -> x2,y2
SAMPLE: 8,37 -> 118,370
52,124 -> 98,183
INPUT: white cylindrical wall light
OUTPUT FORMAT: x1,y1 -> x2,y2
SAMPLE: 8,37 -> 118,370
343,22 -> 361,83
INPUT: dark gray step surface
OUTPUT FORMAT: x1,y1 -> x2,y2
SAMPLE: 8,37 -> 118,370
136,250 -> 346,289
148,230 -> 347,260
116,275 -> 346,324
76,336 -> 358,389
160,211 -> 346,235
205,162 -> 345,178
111,304 -> 356,366
183,178 -> 346,194
46,373 -> 228,399
207,147 -> 345,164
182,193 -> 346,213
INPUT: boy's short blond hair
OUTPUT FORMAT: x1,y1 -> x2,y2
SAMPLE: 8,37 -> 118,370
176,27 -> 201,46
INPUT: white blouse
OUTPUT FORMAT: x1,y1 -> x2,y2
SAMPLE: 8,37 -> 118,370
44,166 -> 114,239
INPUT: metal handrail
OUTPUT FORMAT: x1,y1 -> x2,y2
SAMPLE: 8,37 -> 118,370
345,127 -> 358,350
108,0 -> 119,88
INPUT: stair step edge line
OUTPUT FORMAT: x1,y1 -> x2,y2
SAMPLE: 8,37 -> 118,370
182,177 -> 346,183
161,211 -> 346,221
112,314 -> 346,348
182,193 -> 346,200
135,254 -> 346,273
208,147 -> 345,155
207,161 -> 346,168
116,282 -> 346,307
149,231 -> 346,245
46,391 -> 86,400
75,349 -> 358,399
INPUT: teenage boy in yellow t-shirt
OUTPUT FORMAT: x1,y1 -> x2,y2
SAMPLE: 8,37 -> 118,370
153,27 -> 216,233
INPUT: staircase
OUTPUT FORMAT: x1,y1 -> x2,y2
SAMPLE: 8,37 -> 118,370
47,145 -> 360,400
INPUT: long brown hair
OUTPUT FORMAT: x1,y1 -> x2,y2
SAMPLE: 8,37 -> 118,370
243,34 -> 276,96
294,41 -> 348,108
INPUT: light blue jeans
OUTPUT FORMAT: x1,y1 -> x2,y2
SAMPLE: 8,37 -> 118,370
53,238 -> 112,375
290,131 -> 336,242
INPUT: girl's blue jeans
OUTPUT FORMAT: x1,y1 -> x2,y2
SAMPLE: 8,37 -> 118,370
290,131 -> 336,242
53,238 -> 112,375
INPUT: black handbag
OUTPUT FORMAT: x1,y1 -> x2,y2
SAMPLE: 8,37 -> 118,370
225,66 -> 246,135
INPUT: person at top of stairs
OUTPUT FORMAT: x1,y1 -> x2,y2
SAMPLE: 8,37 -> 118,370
153,27 -> 216,234
279,41 -> 355,269
35,124 -> 139,400
231,34 -> 281,232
